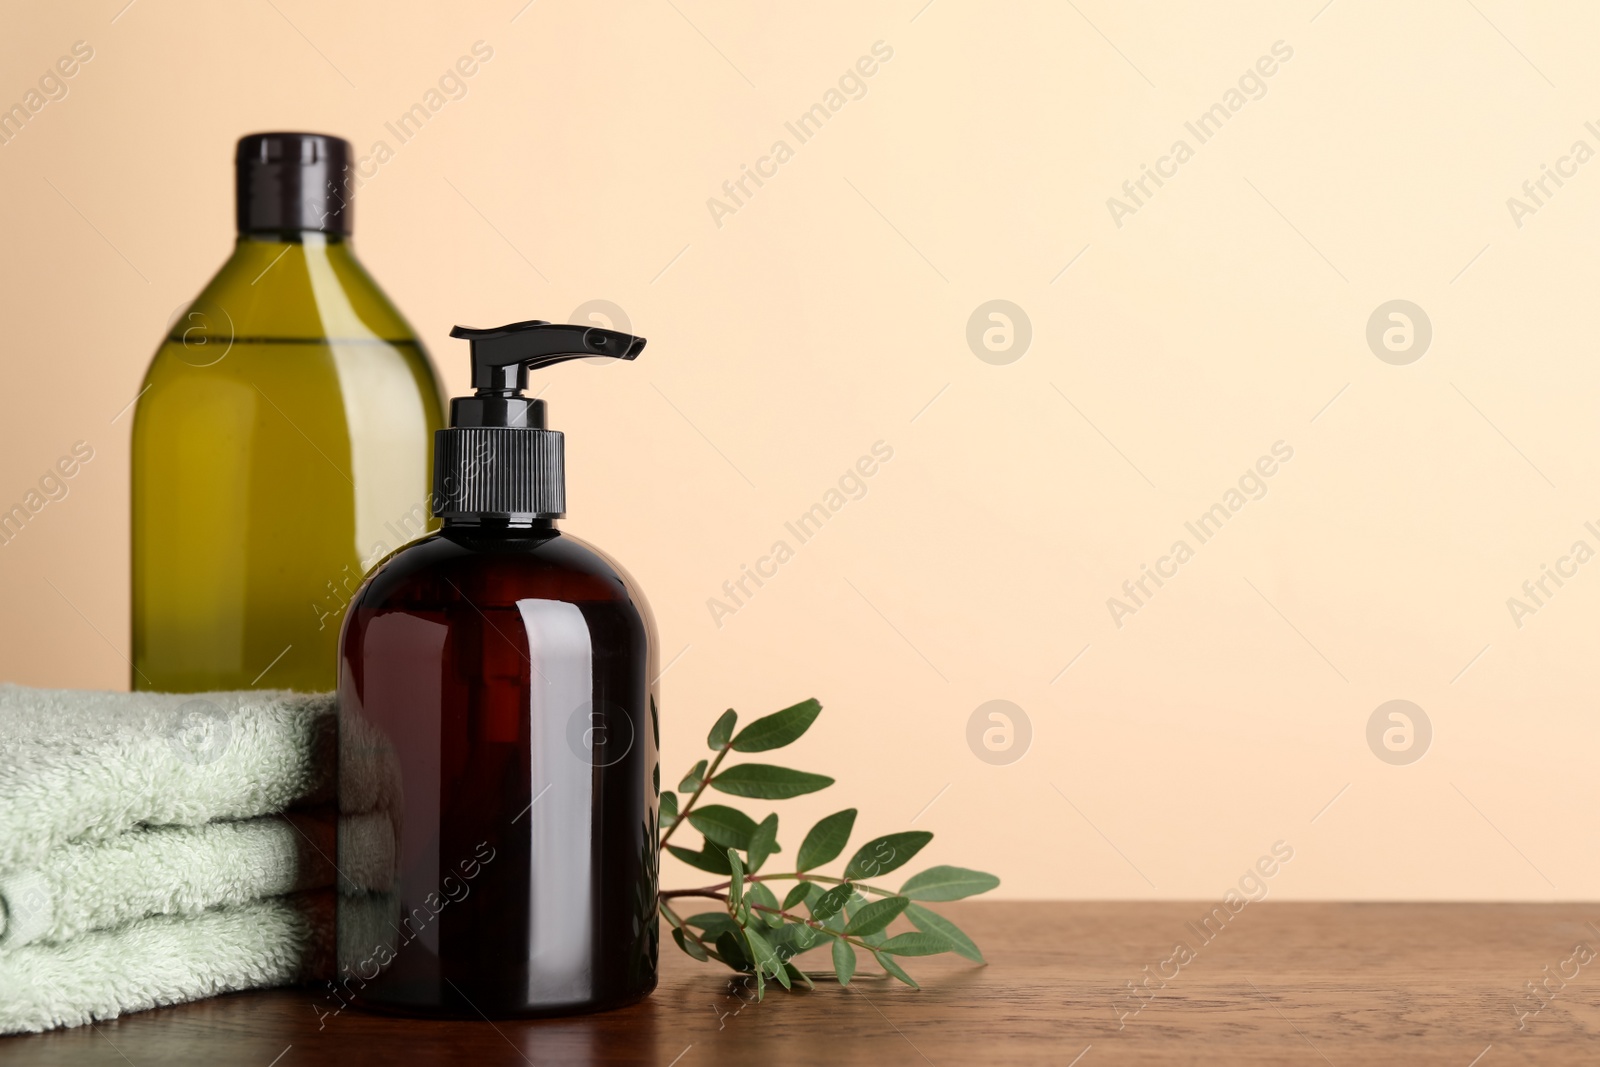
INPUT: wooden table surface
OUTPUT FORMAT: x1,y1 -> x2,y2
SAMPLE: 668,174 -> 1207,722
5,901 -> 1598,1065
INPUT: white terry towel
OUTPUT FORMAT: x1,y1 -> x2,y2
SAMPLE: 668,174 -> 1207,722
0,892 -> 332,1035
0,684 -> 335,870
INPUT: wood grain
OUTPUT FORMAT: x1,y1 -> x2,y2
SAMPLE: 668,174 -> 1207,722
5,902 -> 1598,1065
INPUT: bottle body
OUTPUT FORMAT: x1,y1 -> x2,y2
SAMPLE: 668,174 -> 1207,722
131,234 -> 445,692
334,524 -> 659,1017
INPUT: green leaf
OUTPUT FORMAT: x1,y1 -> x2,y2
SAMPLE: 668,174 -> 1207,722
784,960 -> 814,990
905,903 -> 985,963
844,895 -> 909,937
710,764 -> 834,800
667,843 -> 732,875
899,865 -> 1000,902
744,927 -> 785,985
793,919 -> 832,954
686,912 -> 741,940
783,881 -> 817,910
843,889 -> 886,944
730,698 -> 822,752
679,759 -> 708,793
707,708 -> 738,750
796,808 -> 857,872
716,930 -> 751,972
727,849 -> 745,909
658,791 -> 678,832
832,937 -> 857,986
765,922 -> 799,955
810,882 -> 855,924
745,880 -> 782,927
747,813 -> 780,872
769,919 -> 823,957
875,952 -> 919,989
843,831 -> 932,881
687,804 -> 759,850
877,931 -> 953,957
671,926 -> 709,961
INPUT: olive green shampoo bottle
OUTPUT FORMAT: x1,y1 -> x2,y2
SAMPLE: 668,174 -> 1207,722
131,132 -> 445,692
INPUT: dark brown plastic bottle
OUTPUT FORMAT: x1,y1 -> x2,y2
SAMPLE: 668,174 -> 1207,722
334,320 -> 659,1018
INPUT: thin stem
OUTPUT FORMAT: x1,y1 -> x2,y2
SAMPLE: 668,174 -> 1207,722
659,900 -> 727,964
659,899 -> 689,929
666,871 -> 900,899
752,901 -> 883,956
659,745 -> 731,849
663,879 -> 734,897
764,873 -> 899,895
659,888 -> 727,902
676,889 -> 884,956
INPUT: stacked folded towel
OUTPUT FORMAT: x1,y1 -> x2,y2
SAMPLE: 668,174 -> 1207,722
0,684 -> 339,1034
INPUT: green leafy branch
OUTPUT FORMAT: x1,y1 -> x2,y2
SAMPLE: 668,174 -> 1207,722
657,698 -> 999,1000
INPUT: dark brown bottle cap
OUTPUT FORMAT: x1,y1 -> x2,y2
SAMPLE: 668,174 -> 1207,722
235,132 -> 352,235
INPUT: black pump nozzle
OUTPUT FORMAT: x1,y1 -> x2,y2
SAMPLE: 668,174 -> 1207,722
445,319 -> 647,431
433,317 -> 647,521
452,319 -> 647,394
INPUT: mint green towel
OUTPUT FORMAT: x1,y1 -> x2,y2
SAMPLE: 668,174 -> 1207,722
0,816 -> 334,947
0,813 -> 396,948
0,893 -> 332,1034
0,684 -> 346,1034
0,684 -> 336,870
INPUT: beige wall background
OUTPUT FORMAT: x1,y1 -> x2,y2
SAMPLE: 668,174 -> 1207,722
1,0 -> 1595,901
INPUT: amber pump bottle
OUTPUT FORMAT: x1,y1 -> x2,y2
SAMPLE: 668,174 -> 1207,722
335,319 -> 659,1018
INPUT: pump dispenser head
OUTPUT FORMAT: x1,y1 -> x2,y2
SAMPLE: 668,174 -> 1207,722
432,319 -> 646,521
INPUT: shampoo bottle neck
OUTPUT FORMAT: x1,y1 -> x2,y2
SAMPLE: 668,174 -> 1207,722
235,231 -> 349,248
